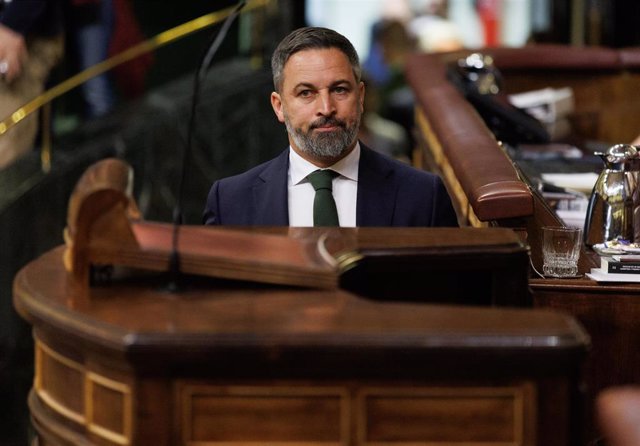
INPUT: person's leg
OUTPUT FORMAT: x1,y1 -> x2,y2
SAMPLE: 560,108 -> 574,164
76,0 -> 115,118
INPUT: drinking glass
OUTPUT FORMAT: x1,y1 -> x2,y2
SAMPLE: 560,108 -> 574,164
542,226 -> 582,278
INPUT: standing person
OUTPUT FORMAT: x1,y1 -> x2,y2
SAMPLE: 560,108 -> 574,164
0,0 -> 64,169
203,27 -> 457,227
67,0 -> 115,118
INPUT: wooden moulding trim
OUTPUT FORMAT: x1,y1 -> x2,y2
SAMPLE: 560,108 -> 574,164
186,442 -> 343,446
468,204 -> 486,228
416,109 -> 490,227
356,384 -> 533,446
415,110 -> 468,216
416,108 -> 445,166
35,339 -> 86,425
29,391 -> 93,446
86,371 -> 133,445
34,338 -> 133,445
179,383 -> 351,446
416,107 -> 531,224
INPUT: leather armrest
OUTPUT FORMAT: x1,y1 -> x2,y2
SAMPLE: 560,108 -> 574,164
407,54 -> 533,221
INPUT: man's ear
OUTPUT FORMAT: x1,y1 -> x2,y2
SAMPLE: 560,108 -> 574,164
359,81 -> 365,112
270,92 -> 285,123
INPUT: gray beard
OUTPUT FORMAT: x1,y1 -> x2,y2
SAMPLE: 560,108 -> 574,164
285,114 -> 360,159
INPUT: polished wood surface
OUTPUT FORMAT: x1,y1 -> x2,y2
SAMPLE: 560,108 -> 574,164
64,158 -> 338,289
407,45 -> 640,443
63,158 -> 533,301
16,246 -> 579,364
14,246 -> 588,446
532,277 -> 640,441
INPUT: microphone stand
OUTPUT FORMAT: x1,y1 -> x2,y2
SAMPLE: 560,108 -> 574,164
167,0 -> 247,292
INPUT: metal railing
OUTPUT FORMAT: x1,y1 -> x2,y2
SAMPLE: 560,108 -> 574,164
0,0 -> 270,171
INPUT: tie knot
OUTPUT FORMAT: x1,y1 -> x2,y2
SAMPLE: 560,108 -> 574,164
308,169 -> 338,191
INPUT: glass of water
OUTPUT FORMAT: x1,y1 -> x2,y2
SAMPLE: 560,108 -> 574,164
542,226 -> 582,278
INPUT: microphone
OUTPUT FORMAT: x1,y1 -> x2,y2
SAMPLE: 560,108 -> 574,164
167,0 -> 247,292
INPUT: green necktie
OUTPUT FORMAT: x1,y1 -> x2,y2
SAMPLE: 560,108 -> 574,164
307,169 -> 340,226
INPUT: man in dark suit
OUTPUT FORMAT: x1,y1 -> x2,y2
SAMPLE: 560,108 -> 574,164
203,26 -> 457,227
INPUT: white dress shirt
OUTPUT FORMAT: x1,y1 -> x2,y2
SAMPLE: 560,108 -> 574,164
288,143 -> 360,227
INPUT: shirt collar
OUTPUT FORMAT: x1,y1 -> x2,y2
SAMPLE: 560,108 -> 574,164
289,142 -> 360,185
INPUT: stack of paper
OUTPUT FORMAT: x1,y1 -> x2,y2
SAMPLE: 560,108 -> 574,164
509,87 -> 575,139
540,173 -> 599,194
586,268 -> 640,283
587,256 -> 640,282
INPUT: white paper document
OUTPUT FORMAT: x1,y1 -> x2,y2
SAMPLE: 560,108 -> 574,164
541,172 -> 599,194
586,268 -> 640,283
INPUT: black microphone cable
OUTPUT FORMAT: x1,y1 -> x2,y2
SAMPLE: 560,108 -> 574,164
167,0 -> 247,292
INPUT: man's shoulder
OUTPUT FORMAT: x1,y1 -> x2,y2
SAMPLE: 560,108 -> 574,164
217,149 -> 288,187
361,144 -> 439,181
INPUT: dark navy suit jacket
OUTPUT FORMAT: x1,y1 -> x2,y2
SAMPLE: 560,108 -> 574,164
203,144 -> 458,227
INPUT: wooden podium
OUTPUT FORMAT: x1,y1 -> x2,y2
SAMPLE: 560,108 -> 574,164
12,159 -> 589,445
14,246 -> 589,446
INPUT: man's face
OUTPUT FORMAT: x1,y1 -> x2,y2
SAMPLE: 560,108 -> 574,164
271,48 -> 365,166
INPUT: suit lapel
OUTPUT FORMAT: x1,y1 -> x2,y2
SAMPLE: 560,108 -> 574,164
250,146 -> 397,226
252,150 -> 289,225
356,145 -> 396,226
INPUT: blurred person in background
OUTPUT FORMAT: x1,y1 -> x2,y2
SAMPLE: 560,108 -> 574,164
65,0 -> 151,118
362,0 -> 412,87
368,18 -> 417,160
358,74 -> 410,163
0,0 -> 64,169
66,0 -> 115,118
407,0 -> 463,52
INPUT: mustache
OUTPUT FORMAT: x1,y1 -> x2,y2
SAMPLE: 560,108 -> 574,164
309,116 -> 346,130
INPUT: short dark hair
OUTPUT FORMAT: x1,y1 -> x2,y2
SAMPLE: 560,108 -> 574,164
271,27 -> 361,92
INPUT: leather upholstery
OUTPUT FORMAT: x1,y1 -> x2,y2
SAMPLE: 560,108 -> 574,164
407,54 -> 533,221
407,45 -> 640,222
